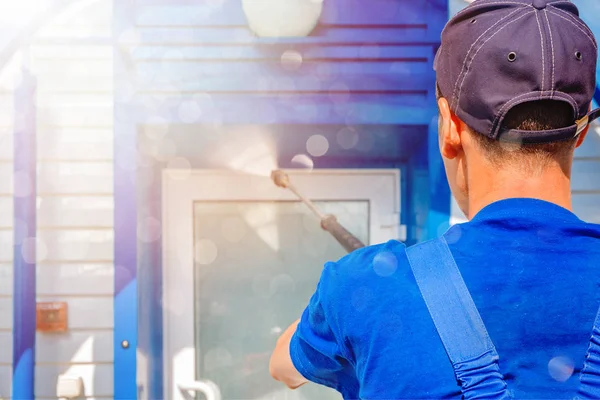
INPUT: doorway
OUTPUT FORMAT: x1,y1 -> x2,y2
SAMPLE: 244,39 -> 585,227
162,169 -> 400,399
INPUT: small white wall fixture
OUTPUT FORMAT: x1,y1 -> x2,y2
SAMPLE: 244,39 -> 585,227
242,0 -> 324,37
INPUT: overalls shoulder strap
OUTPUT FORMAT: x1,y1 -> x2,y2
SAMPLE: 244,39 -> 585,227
406,237 -> 511,399
577,307 -> 600,398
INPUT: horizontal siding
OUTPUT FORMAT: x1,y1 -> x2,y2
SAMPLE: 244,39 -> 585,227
0,130 -> 11,160
0,263 -> 113,296
36,76 -> 113,93
38,106 -> 113,128
27,1 -> 116,397
573,194 -> 600,223
0,196 -> 113,228
35,297 -> 113,330
0,230 -> 113,263
573,126 -> 600,221
39,128 -> 113,162
0,296 -> 113,330
0,162 -> 115,194
0,331 -> 10,364
0,232 -> 12,263
30,58 -> 112,78
0,57 -> 12,397
131,44 -> 433,61
136,93 -> 433,125
40,230 -> 113,262
37,332 -> 113,364
34,0 -> 111,39
36,364 -> 113,398
0,94 -> 12,128
0,163 -> 11,194
136,0 -> 430,26
572,160 -> 600,192
30,45 -> 112,60
132,26 -> 437,45
38,264 -> 114,296
38,162 -> 113,194
0,264 -> 9,295
129,1 -> 441,125
0,298 -> 11,329
0,365 -> 10,398
135,64 -> 433,93
38,197 -> 114,227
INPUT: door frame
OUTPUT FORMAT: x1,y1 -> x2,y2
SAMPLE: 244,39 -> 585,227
162,169 -> 401,399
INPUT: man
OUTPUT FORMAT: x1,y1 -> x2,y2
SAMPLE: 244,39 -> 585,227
270,0 -> 600,398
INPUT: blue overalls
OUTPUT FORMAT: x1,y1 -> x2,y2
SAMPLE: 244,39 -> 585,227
405,237 -> 600,399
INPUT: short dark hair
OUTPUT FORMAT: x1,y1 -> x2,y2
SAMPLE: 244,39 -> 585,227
470,100 -> 577,166
435,83 -> 579,166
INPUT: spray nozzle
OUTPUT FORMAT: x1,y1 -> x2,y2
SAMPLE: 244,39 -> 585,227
271,170 -> 290,188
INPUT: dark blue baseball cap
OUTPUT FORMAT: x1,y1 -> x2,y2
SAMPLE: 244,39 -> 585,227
435,0 -> 600,143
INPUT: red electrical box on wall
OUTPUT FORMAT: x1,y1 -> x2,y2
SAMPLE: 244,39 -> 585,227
36,302 -> 68,333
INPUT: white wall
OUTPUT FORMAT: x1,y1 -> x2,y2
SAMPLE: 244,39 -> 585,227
0,0 -> 115,398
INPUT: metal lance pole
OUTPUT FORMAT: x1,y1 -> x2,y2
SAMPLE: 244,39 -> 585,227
271,170 -> 365,253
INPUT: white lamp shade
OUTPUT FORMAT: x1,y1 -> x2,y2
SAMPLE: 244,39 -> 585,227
242,0 -> 324,38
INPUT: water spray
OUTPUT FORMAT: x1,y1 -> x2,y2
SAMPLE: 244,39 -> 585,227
271,170 -> 365,253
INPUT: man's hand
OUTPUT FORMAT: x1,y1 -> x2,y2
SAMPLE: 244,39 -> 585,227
269,319 -> 308,389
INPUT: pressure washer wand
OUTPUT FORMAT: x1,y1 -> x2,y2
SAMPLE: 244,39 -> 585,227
271,170 -> 365,253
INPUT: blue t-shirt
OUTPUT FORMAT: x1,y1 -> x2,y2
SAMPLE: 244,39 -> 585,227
290,198 -> 600,399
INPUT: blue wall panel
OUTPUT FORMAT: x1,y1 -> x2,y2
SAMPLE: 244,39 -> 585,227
114,0 -> 139,399
12,68 -> 37,400
123,1 -> 448,398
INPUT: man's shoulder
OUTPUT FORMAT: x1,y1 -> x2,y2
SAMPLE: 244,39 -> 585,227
319,240 -> 422,311
327,239 -> 409,280
320,240 -> 435,357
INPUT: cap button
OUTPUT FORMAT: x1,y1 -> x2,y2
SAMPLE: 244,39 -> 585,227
532,0 -> 547,9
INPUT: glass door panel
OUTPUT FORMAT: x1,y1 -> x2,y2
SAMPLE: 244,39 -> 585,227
193,201 -> 369,400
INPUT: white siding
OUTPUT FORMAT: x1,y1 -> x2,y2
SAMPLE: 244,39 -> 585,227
0,54 -> 14,396
28,0 -> 115,397
0,365 -> 11,399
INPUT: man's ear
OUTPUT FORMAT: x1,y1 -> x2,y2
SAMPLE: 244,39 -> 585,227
438,97 -> 463,159
575,125 -> 589,148
576,103 -> 594,148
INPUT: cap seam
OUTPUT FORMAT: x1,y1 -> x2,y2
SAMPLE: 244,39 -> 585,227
543,9 -> 556,94
455,9 -> 535,114
534,12 -> 545,95
547,9 -> 598,50
449,5 -> 528,112
550,4 -> 597,42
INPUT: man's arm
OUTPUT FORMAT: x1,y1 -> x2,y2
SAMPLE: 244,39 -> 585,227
269,319 -> 308,389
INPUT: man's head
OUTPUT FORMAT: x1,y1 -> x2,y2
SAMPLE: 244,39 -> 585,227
434,0 -> 600,217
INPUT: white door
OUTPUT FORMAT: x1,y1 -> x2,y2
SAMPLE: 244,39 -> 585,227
163,169 -> 401,400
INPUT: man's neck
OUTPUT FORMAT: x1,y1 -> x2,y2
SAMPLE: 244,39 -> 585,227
467,165 -> 572,219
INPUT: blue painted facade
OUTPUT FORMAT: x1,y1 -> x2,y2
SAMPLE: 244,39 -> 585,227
0,0 -> 596,398
5,0 -> 600,399
0,0 -> 597,397
120,1 -> 448,398
12,68 -> 37,400
6,0 -> 598,397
